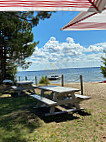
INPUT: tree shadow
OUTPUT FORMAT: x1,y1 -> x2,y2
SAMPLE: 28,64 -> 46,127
2,136 -> 28,142
0,96 -> 41,142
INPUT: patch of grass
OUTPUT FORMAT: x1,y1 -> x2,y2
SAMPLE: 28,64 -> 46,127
0,96 -> 42,142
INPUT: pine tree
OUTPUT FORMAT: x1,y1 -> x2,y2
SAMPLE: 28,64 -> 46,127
0,12 -> 53,83
100,50 -> 106,78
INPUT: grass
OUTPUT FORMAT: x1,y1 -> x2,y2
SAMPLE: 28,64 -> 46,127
0,84 -> 106,142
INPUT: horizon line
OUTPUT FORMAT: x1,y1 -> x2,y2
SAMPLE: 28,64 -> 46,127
18,66 -> 100,72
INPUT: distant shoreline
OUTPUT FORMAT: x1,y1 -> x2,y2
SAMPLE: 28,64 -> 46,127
17,67 -> 104,83
18,66 -> 100,72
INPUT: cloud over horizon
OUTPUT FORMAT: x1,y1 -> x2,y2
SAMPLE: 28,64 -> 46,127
26,37 -> 106,70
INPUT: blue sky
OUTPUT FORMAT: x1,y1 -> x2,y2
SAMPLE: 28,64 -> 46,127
20,11 -> 106,71
33,11 -> 106,48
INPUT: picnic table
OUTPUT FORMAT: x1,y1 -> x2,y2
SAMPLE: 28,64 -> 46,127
12,81 -> 37,96
31,85 -> 91,116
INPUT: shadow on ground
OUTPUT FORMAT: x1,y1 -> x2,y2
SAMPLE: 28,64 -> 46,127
77,110 -> 91,116
0,95 -> 40,142
0,90 -> 91,142
31,107 -> 91,123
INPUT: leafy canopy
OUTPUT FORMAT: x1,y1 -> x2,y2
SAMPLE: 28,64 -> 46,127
0,11 -> 54,81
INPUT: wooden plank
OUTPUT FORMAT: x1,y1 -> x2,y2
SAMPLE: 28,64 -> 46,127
45,108 -> 84,116
39,86 -> 80,93
32,84 -> 38,88
16,81 -> 33,85
80,75 -> 83,95
35,76 -> 37,85
61,74 -> 64,86
56,105 -> 68,111
11,86 -> 34,91
30,94 -> 57,106
11,86 -> 18,90
75,94 -> 91,100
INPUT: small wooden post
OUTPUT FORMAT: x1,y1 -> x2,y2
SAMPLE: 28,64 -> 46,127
35,76 -> 37,85
25,76 -> 27,81
45,76 -> 48,86
19,76 -> 20,81
80,75 -> 83,95
61,74 -> 64,87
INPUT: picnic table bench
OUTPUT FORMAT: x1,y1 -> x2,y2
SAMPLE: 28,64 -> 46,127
30,86 -> 91,116
31,94 -> 57,106
11,81 -> 38,96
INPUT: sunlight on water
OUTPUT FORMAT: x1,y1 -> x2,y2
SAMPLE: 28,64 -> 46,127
17,67 -> 104,84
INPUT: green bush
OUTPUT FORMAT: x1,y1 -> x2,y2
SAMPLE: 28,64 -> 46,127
100,51 -> 106,78
101,66 -> 106,78
39,76 -> 50,84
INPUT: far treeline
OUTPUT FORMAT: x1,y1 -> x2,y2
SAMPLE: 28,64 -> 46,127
0,11 -> 54,83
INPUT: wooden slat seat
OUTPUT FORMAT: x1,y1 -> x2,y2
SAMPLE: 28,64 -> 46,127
30,94 -> 57,106
32,84 -> 38,88
75,94 -> 91,100
11,86 -> 19,90
11,86 -> 34,91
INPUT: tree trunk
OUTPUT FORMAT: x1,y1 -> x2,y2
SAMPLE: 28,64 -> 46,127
0,33 -> 6,83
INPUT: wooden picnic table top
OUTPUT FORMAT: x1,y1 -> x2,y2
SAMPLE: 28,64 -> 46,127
38,85 -> 80,93
16,81 -> 33,85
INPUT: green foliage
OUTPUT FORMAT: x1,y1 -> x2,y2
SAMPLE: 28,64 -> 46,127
100,50 -> 106,78
39,76 -> 50,84
6,63 -> 17,82
101,66 -> 106,77
0,11 -> 54,82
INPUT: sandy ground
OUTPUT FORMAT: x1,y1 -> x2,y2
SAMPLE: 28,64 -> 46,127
50,82 -> 106,111
51,82 -> 106,97
0,82 -> 106,100
64,82 -> 106,98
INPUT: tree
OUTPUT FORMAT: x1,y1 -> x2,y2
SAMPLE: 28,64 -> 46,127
100,50 -> 106,78
0,12 -> 53,83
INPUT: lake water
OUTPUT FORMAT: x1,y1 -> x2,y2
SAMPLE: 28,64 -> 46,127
17,67 -> 105,84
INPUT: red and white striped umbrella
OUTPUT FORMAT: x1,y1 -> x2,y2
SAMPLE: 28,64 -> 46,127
0,0 -> 105,12
61,1 -> 106,31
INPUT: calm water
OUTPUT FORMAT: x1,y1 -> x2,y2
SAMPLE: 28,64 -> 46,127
17,67 -> 104,84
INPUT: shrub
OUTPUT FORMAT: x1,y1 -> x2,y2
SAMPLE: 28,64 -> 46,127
100,50 -> 106,78
39,76 -> 50,84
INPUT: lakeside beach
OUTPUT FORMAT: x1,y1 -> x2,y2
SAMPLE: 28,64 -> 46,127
0,81 -> 106,141
1,8 -> 106,142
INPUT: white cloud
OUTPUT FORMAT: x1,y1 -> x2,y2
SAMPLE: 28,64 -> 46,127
26,37 -> 106,71
66,37 -> 74,43
87,42 -> 106,52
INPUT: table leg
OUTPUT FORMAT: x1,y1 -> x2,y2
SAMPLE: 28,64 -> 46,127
71,92 -> 81,109
36,102 -> 43,108
41,89 -> 45,97
52,92 -> 58,101
50,92 -> 54,99
50,106 -> 55,115
17,84 -> 22,96
32,86 -> 35,94
18,91 -> 21,96
74,103 -> 80,109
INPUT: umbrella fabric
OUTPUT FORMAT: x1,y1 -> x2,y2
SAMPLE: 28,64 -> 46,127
0,0 -> 103,11
61,9 -> 106,31
61,1 -> 106,31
